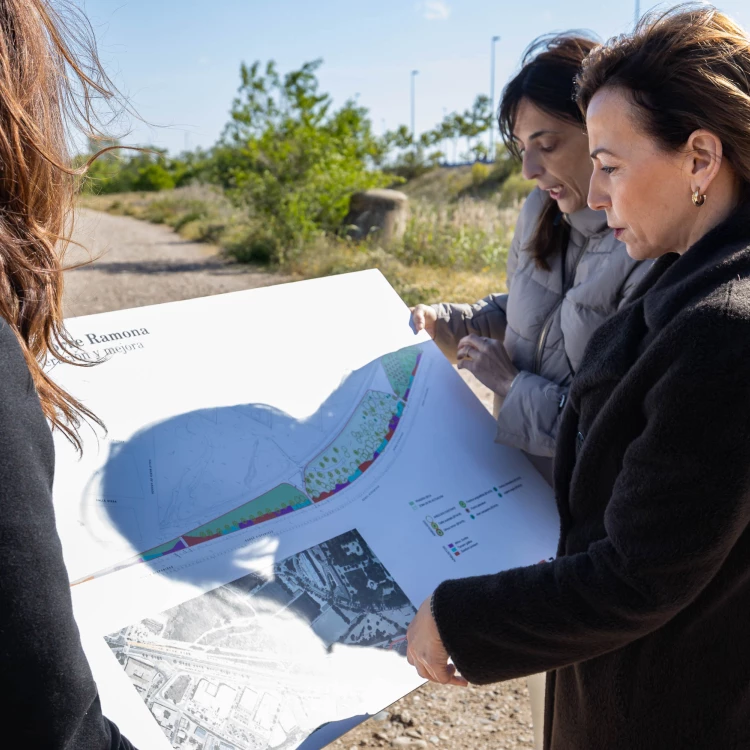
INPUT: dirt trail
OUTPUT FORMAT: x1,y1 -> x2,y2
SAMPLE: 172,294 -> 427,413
64,209 -> 535,750
65,209 -> 290,317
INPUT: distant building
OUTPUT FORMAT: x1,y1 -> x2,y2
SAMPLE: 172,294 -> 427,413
193,679 -> 236,722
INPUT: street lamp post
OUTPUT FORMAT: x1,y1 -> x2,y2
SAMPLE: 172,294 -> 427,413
442,106 -> 448,165
490,35 -> 501,162
635,1 -> 640,27
411,70 -> 419,150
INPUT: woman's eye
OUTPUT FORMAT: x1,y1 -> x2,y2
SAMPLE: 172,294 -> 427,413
601,166 -> 616,174
540,145 -> 555,153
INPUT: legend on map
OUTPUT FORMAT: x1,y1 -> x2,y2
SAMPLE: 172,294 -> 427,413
409,493 -> 445,511
442,535 -> 478,562
457,478 -> 525,520
417,478 -> 527,542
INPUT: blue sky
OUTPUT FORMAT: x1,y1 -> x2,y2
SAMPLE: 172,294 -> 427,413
79,1 -> 750,155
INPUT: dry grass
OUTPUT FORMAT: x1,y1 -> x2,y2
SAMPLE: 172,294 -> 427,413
401,166 -> 476,202
77,184 -> 516,306
283,237 -> 507,307
394,198 -> 518,271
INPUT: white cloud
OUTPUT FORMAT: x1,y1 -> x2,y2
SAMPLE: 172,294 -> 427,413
421,1 -> 451,21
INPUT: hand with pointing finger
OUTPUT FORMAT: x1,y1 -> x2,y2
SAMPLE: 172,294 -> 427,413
406,595 -> 469,688
457,334 -> 519,399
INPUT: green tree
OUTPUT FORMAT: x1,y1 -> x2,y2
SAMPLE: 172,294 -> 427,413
219,59 -> 392,261
132,162 -> 175,191
456,95 -> 493,162
443,113 -> 463,164
382,124 -> 414,152
431,118 -> 455,164
80,141 -> 180,194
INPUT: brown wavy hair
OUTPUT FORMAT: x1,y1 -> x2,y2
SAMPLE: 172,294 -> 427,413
0,0 -> 125,450
576,4 -> 750,199
498,33 -> 599,269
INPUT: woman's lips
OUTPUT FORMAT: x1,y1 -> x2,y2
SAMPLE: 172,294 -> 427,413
613,228 -> 625,240
547,185 -> 564,200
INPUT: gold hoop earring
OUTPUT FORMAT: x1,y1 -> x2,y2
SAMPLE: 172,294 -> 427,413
692,189 -> 706,207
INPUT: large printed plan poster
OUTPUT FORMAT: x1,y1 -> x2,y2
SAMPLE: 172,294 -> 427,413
51,270 -> 559,750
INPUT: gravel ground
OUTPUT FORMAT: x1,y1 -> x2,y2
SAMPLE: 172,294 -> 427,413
65,208 -> 537,750
64,208 -> 291,317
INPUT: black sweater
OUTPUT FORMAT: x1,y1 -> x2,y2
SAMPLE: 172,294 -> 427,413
0,321 -> 134,748
433,204 -> 750,749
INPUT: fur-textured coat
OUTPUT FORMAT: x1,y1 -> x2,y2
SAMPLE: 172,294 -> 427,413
433,204 -> 750,749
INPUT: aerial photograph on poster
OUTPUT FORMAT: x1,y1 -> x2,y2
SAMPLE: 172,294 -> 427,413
105,529 -> 416,750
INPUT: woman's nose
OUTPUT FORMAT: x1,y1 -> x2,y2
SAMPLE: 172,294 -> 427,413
588,173 -> 611,212
521,153 -> 543,181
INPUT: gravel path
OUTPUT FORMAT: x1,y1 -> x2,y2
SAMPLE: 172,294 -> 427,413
64,208 -> 537,750
64,208 -> 290,317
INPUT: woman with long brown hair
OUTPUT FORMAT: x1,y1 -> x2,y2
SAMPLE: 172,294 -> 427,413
407,5 -> 750,748
0,1 -> 134,746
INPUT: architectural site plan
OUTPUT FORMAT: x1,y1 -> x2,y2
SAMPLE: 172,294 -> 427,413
51,270 -> 559,750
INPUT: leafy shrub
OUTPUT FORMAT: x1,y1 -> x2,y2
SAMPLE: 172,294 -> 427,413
81,146 -> 179,194
214,59 -> 392,262
471,162 -> 490,186
133,163 -> 175,192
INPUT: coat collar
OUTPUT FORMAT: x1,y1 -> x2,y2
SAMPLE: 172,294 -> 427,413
641,200 -> 750,333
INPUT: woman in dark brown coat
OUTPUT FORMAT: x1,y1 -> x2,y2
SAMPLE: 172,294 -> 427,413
406,7 -> 750,749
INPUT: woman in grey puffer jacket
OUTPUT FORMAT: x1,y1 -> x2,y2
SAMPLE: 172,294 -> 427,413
413,34 -> 649,484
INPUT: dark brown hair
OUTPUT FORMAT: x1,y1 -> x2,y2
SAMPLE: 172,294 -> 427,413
0,1 -> 125,450
577,4 -> 750,199
499,33 -> 599,269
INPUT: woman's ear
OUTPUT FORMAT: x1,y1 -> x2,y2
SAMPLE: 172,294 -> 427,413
687,129 -> 724,193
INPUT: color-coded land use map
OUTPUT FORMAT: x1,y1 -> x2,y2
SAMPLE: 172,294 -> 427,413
74,346 -> 422,585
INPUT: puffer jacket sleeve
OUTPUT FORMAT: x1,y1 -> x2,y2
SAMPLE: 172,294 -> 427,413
494,239 -> 649,458
429,190 -> 529,362
431,293 -> 510,364
494,372 -> 564,457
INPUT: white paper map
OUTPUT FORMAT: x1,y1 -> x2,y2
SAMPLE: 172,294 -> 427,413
51,270 -> 559,750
